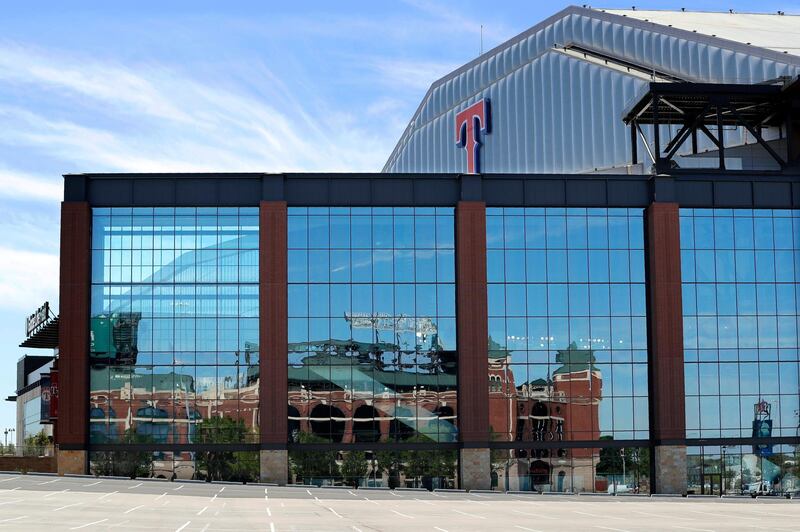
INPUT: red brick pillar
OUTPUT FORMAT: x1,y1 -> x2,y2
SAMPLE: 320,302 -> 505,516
57,201 -> 91,474
646,202 -> 687,494
455,201 -> 490,489
259,201 -> 288,484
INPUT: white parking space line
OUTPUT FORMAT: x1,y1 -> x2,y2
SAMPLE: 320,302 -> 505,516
672,526 -> 716,532
452,509 -> 485,519
38,479 -> 60,485
575,510 -> 625,520
414,498 -> 435,506
82,481 -> 101,487
391,509 -> 414,519
70,518 -> 109,530
155,492 -> 167,501
327,507 -> 343,518
0,515 -> 27,524
363,497 -> 379,505
175,521 -> 191,532
433,527 -> 448,532
108,521 -> 130,529
594,526 -> 634,532
266,507 -> 272,516
352,526 -> 362,532
98,491 -> 118,500
0,476 -> 19,483
44,489 -> 69,498
515,526 -> 544,532
54,502 -> 84,512
348,490 -> 358,497
124,504 -> 145,514
269,523 -> 275,532
389,491 -> 402,497
512,509 -> 557,520
197,506 -> 208,516
306,489 -> 313,496
172,485 -> 184,491
127,482 -> 143,489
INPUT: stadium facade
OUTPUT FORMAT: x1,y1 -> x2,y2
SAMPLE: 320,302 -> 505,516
44,7 -> 800,495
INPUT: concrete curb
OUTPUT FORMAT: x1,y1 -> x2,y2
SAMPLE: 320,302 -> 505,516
320,485 -> 351,489
175,479 -> 210,484
579,492 -> 614,496
468,489 -> 504,494
25,472 -> 58,477
616,493 -> 650,497
434,488 -> 466,492
359,486 -> 389,490
395,487 -> 427,492
248,482 -> 278,487
63,474 -> 95,478
135,477 -> 170,482
651,493 -> 683,498
507,490 -> 540,495
687,494 -> 718,498
541,491 -> 575,495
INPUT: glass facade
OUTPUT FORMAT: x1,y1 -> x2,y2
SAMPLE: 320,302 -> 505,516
88,207 -> 260,480
681,209 -> 800,440
287,207 -> 457,447
486,208 -> 649,492
681,209 -> 800,495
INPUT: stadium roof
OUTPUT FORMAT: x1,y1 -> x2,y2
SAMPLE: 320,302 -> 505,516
601,9 -> 800,56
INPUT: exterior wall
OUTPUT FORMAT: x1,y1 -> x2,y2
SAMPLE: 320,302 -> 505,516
0,456 -> 56,473
260,201 -> 288,447
460,448 -> 491,491
654,445 -> 688,494
456,202 -> 489,443
58,202 -> 91,452
57,450 -> 87,475
384,7 -> 800,174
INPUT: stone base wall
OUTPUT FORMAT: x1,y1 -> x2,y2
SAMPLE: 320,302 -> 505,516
260,449 -> 288,485
459,448 -> 490,491
0,456 -> 56,473
57,449 -> 87,475
654,445 -> 687,494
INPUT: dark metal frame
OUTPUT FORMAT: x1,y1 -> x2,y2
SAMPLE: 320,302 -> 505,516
65,172 -> 800,209
624,81 -> 800,175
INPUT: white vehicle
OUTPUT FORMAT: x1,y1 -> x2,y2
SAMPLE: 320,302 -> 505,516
607,483 -> 633,494
745,481 -> 773,496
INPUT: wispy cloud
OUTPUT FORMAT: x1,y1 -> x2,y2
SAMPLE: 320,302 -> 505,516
0,246 -> 58,312
0,167 -> 61,202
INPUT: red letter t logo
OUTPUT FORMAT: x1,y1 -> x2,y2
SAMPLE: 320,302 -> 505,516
455,98 -> 491,174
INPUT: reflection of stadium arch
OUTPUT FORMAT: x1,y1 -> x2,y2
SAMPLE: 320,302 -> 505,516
530,460 -> 551,485
309,404 -> 345,443
353,405 -> 381,443
288,405 -> 301,440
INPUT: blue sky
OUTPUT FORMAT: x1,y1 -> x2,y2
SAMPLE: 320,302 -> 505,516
0,0 -> 794,432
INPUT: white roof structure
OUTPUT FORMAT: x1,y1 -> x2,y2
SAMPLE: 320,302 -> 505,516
383,6 -> 800,174
602,9 -> 800,55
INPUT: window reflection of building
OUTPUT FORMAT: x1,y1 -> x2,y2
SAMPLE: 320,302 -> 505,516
88,207 -> 260,480
681,209 -> 800,495
287,207 -> 457,448
486,208 -> 650,492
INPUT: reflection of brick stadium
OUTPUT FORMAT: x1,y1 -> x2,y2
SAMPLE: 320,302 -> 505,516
88,362 -> 260,479
287,339 -> 458,444
488,341 -> 603,492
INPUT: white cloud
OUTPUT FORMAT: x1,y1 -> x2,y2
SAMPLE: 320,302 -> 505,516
0,246 -> 58,312
0,43 -> 395,174
369,58 -> 460,92
0,167 -> 61,202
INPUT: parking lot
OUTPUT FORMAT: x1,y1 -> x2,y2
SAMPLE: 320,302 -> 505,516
0,473 -> 798,531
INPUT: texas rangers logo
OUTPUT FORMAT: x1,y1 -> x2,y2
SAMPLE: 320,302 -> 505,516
455,98 -> 491,174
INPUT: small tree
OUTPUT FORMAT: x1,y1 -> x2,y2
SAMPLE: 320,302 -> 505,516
340,451 -> 368,488
289,432 -> 339,485
373,450 -> 402,488
195,416 -> 256,482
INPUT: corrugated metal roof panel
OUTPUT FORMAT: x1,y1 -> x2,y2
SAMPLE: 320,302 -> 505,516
383,6 -> 800,174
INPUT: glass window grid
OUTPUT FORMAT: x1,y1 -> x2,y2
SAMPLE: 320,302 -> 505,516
287,207 -> 457,444
487,208 -> 650,442
681,209 -> 800,439
89,207 -> 259,446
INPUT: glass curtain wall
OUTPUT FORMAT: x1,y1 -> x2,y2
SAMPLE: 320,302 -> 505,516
88,207 -> 260,481
486,207 -> 650,493
287,207 -> 457,487
681,208 -> 800,495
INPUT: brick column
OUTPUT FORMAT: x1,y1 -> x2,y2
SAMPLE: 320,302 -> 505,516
259,201 -> 288,484
455,201 -> 490,490
646,202 -> 687,494
57,201 -> 91,475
